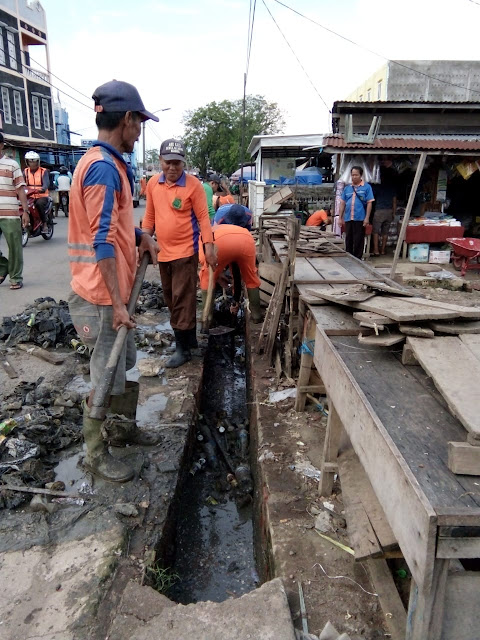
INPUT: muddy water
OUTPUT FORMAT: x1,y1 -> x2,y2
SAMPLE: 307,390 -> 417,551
170,328 -> 258,604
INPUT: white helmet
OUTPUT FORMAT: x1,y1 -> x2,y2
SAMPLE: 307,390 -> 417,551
25,151 -> 40,161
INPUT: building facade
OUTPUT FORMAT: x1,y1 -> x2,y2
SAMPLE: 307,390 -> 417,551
0,0 -> 56,145
346,61 -> 480,103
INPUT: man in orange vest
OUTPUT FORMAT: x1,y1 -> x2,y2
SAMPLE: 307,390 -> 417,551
23,151 -> 50,233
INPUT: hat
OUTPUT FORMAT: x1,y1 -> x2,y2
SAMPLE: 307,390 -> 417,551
160,138 -> 186,162
208,173 -> 222,184
92,80 -> 159,122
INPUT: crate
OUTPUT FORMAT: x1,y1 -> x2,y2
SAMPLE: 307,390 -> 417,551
429,249 -> 451,264
408,243 -> 429,263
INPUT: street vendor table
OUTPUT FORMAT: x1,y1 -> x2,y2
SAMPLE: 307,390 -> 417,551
402,225 -> 465,258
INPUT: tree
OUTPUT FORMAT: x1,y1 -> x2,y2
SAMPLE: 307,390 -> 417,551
182,95 -> 285,177
146,149 -> 160,167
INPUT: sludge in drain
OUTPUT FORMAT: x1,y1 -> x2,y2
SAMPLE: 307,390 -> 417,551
169,323 -> 259,604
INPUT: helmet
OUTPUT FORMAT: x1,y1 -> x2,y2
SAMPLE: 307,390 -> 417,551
59,165 -> 68,174
25,151 -> 40,161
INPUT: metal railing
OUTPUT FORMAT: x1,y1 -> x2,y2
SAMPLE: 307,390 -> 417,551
22,65 -> 49,84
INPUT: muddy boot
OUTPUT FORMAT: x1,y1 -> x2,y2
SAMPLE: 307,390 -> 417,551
165,329 -> 191,368
103,382 -> 162,447
187,327 -> 198,349
247,288 -> 263,324
82,404 -> 134,482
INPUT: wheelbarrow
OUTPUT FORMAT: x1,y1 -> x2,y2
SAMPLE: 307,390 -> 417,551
447,237 -> 480,276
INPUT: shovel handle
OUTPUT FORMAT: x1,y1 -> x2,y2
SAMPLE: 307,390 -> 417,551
201,265 -> 215,333
89,252 -> 150,420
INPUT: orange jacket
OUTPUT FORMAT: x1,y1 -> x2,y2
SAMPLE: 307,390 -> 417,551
306,209 -> 328,226
68,142 -> 137,306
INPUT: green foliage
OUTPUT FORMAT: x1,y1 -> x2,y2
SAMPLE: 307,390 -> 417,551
146,148 -> 160,166
146,564 -> 179,595
182,95 -> 285,177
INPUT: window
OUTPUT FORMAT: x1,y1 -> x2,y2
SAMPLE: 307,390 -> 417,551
359,95 -> 363,102
7,32 -> 17,70
377,80 -> 382,100
13,91 -> 23,126
32,95 -> 40,128
0,29 -> 5,66
42,98 -> 50,130
367,88 -> 371,101
1,87 -> 11,124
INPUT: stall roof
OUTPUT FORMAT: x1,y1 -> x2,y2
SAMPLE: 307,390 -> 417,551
247,133 -> 324,158
322,133 -> 480,155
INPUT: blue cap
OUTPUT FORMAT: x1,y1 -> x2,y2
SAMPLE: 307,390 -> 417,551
92,80 -> 159,122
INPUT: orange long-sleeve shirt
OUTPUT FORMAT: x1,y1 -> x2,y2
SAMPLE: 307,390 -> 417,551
143,171 -> 214,262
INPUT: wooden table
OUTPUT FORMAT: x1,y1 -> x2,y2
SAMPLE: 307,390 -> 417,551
402,225 -> 465,259
313,329 -> 480,640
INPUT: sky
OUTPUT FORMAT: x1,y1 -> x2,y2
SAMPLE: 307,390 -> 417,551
37,0 -> 480,156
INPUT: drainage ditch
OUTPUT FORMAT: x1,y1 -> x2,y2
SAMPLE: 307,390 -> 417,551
166,309 -> 260,604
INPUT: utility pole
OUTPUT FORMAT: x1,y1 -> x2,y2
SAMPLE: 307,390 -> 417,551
240,72 -> 247,196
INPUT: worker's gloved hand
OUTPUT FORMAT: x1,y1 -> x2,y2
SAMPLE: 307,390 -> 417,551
138,233 -> 159,266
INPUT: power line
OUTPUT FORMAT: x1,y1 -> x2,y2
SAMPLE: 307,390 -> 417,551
262,0 -> 330,111
272,0 -> 480,97
246,0 -> 257,80
467,0 -> 480,5
27,54 -> 91,102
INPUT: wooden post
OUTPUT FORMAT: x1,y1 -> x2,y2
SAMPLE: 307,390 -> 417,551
294,311 -> 316,411
390,152 -> 427,279
406,560 -> 450,640
319,403 -> 343,496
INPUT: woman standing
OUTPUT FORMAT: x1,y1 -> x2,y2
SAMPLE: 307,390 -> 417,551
339,166 -> 375,259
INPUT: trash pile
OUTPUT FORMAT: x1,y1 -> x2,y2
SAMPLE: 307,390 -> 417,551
0,297 -> 76,348
135,281 -> 165,313
0,377 -> 83,510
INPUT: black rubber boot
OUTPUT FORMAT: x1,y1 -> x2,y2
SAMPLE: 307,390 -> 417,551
187,327 -> 198,349
247,288 -> 264,323
103,382 -> 162,447
165,329 -> 192,368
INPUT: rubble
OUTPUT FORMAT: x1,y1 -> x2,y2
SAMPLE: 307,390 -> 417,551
0,297 -> 76,348
135,281 -> 165,313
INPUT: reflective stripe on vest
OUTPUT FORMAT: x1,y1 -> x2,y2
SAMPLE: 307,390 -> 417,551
68,242 -> 96,264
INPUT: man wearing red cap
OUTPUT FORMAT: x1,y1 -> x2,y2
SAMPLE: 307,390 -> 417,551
68,80 -> 160,483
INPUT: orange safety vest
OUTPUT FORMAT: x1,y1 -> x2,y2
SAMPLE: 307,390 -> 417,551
24,166 -> 49,198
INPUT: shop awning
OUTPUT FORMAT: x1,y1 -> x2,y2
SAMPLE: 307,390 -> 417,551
322,134 -> 480,155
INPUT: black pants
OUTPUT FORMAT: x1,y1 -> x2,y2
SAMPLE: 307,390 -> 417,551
345,220 -> 365,260
34,197 -> 49,224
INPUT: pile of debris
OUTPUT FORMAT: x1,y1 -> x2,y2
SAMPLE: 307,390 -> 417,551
0,297 -> 76,348
0,377 -> 83,510
135,281 -> 165,313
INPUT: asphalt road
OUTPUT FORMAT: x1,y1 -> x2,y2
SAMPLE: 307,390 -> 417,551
0,203 -> 147,317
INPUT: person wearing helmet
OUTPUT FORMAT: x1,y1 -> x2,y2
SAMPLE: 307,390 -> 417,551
24,151 -> 50,233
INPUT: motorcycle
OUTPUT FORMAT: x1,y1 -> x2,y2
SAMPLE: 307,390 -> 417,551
21,187 -> 54,247
57,190 -> 69,217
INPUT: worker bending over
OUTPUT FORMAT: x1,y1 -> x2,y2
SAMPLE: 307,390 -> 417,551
199,224 -> 262,323
306,207 -> 332,229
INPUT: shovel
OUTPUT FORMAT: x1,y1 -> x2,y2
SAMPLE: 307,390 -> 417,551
201,266 -> 235,336
89,252 -> 150,420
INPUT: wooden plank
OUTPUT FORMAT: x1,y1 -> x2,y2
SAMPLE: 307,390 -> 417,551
408,336 -> 480,437
319,404 -> 343,497
402,343 -> 419,365
442,572 -> 480,640
353,311 -> 397,326
367,559 -> 407,640
297,286 -> 330,306
436,537 -> 480,558
352,296 -> 470,322
306,256 -> 358,282
338,448 -> 399,553
431,320 -> 480,335
258,261 -> 282,284
358,333 -> 405,346
356,279 -> 416,297
294,257 -> 332,284
314,328 -> 438,591
399,325 -> 434,338
262,186 -> 293,211
306,287 -> 376,303
448,441 -> 480,476
16,343 -> 65,365
310,305 -> 360,336
406,297 -> 480,319
459,334 -> 480,362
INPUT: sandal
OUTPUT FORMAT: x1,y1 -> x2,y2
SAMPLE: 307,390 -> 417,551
10,282 -> 23,290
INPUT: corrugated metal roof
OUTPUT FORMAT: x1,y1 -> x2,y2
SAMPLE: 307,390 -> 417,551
322,134 -> 480,152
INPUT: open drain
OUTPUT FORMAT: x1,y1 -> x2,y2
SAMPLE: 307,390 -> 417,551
169,318 -> 259,604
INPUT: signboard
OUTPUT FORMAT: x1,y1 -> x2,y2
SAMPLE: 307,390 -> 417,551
81,139 -> 96,148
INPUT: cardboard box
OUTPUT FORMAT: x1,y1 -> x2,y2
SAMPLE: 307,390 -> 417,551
408,243 -> 429,263
429,250 -> 451,264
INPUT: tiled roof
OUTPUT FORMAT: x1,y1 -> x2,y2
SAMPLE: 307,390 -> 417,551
322,134 -> 480,152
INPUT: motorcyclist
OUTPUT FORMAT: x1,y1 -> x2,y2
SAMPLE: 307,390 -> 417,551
54,165 -> 71,215
23,151 -> 50,233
